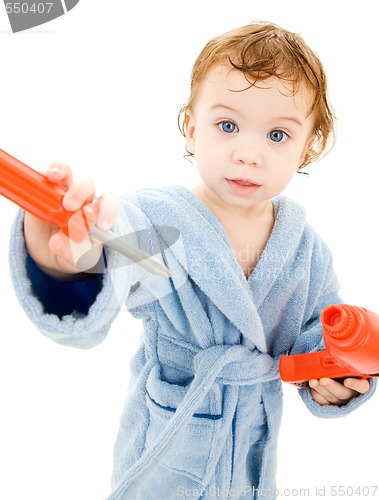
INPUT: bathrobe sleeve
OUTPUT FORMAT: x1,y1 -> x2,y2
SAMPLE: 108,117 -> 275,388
288,232 -> 377,417
8,209 -> 134,349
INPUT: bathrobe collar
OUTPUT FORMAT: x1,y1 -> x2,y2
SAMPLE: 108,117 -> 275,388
135,186 -> 307,353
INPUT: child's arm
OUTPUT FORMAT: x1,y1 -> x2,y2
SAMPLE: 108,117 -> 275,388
23,161 -> 122,280
309,377 -> 370,406
9,161 -> 133,349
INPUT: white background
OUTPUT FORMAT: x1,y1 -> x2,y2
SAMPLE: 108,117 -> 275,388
0,1 -> 378,499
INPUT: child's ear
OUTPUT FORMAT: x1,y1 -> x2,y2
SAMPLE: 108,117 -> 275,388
299,134 -> 316,166
185,110 -> 196,155
306,134 -> 316,151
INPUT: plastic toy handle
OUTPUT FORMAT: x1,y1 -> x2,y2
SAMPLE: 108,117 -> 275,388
0,149 -> 94,241
278,349 -> 366,388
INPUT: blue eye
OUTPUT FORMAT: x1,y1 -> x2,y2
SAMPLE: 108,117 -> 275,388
219,121 -> 237,133
269,130 -> 288,143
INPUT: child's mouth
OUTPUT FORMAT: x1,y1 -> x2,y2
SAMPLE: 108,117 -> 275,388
226,178 -> 261,195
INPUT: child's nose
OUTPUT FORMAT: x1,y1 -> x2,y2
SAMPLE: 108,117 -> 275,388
232,136 -> 263,167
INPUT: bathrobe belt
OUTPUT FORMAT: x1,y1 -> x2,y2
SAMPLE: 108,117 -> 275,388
107,341 -> 280,500
157,335 -> 280,385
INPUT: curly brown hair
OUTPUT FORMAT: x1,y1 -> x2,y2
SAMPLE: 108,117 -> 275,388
178,21 -> 335,170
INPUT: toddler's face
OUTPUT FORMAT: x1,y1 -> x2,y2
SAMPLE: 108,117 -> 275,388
186,64 -> 315,213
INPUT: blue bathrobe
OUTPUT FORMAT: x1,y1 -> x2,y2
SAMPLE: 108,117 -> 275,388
9,186 -> 376,499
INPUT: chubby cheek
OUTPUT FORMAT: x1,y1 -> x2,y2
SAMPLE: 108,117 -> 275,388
268,156 -> 299,191
196,138 -> 221,168
196,151 -> 217,180
280,145 -> 307,174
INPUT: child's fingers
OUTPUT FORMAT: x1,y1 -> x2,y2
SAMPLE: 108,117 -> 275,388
49,190 -> 123,272
45,164 -> 121,231
309,387 -> 330,406
309,379 -> 337,405
45,163 -> 97,213
49,231 -> 103,274
343,378 -> 370,394
95,192 -> 123,231
45,161 -> 74,187
309,378 -> 353,406
62,178 -> 96,212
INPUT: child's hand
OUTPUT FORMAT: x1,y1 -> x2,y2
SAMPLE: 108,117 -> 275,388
309,378 -> 370,406
24,161 -> 122,279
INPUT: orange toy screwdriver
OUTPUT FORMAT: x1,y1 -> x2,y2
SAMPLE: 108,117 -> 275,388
0,149 -> 170,277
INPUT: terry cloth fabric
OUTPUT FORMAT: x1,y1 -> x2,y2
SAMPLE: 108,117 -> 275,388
9,186 -> 376,500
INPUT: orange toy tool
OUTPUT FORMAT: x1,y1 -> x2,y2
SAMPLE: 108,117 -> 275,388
0,148 -> 95,240
0,149 -> 170,277
279,304 -> 379,388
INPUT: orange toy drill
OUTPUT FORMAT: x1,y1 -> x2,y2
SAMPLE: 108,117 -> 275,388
279,304 -> 379,388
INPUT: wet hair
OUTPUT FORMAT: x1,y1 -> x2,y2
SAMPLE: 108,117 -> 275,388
178,21 -> 335,170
